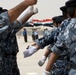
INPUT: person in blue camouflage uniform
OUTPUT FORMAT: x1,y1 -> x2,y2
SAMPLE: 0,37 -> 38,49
0,11 -> 25,75
1,19 -> 23,75
3,7 -> 38,75
0,8 -> 14,75
48,15 -> 69,75
38,15 -> 64,66
41,0 -> 76,75
38,15 -> 69,75
0,8 -> 27,75
0,0 -> 38,75
49,6 -> 70,75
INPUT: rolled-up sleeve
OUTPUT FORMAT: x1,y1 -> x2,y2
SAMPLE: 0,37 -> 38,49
11,21 -> 26,34
51,45 -> 63,56
51,34 -> 67,56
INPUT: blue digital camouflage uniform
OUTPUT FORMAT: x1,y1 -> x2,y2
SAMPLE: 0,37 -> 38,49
35,18 -> 71,75
69,69 -> 76,75
0,11 -> 14,75
0,11 -> 27,75
51,18 -> 76,75
47,28 -> 69,75
3,21 -> 21,75
2,21 -> 27,75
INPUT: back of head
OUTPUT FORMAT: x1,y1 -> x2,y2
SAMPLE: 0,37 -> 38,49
52,15 -> 64,24
65,0 -> 76,18
24,28 -> 26,30
0,7 -> 7,14
52,15 -> 64,27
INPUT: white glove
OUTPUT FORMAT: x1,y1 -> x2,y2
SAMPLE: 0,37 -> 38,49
23,45 -> 38,58
26,7 -> 38,23
42,70 -> 50,75
38,56 -> 47,66
33,7 -> 38,14
17,6 -> 34,23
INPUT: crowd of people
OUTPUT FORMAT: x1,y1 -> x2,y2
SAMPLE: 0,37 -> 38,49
23,0 -> 76,75
0,0 -> 76,75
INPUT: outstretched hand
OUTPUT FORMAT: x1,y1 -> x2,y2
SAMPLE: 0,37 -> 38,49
23,45 -> 38,58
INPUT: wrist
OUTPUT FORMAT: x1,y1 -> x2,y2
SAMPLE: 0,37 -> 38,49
42,70 -> 50,75
42,56 -> 47,61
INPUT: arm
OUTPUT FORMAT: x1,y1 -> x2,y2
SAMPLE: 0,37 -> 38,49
12,6 -> 38,34
42,32 -> 68,75
0,9 -> 34,39
23,30 -> 56,58
8,0 -> 37,23
38,44 -> 53,66
42,52 -> 58,75
17,6 -> 38,24
45,52 -> 58,71
35,30 -> 56,49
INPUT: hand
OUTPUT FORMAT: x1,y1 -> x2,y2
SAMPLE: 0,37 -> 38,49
24,0 -> 37,6
28,6 -> 38,14
26,45 -> 30,49
17,6 -> 36,23
33,7 -> 38,14
38,59 -> 45,66
38,56 -> 47,66
32,43 -> 40,49
23,45 -> 38,58
42,70 -> 50,75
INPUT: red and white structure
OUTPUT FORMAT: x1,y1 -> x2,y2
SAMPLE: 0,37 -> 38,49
27,18 -> 53,25
32,19 -> 53,25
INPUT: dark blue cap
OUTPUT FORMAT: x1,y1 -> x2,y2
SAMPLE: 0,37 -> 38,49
65,0 -> 76,7
52,15 -> 64,23
0,7 -> 3,11
60,6 -> 67,12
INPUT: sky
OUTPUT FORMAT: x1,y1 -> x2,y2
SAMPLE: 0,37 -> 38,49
0,0 -> 68,19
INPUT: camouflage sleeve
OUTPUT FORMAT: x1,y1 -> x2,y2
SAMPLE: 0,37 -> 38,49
47,43 -> 54,51
11,21 -> 28,34
35,29 -> 56,49
0,21 -> 22,39
51,31 -> 67,56
51,44 -> 63,56
51,19 -> 71,56
0,25 -> 11,39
